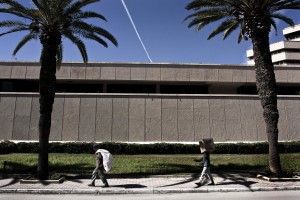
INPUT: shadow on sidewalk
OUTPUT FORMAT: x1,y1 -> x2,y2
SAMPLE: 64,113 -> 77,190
154,163 -> 259,190
213,171 -> 258,191
0,178 -> 19,188
111,184 -> 147,189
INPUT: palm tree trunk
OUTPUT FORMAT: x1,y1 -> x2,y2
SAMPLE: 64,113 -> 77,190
251,30 -> 282,176
37,35 -> 59,180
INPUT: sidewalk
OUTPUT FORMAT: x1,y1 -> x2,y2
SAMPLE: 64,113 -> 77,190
0,173 -> 300,194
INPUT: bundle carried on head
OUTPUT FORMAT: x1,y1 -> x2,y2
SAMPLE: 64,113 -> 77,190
199,138 -> 215,153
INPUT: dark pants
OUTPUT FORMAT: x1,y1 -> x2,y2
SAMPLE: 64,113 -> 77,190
91,167 -> 108,185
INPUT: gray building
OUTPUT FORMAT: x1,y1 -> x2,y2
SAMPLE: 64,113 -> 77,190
247,24 -> 300,65
0,61 -> 300,143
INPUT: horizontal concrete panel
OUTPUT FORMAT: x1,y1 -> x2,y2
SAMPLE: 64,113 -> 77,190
232,69 -> 247,82
204,69 -> 218,81
85,67 -> 101,80
190,68 -> 205,82
2,62 -> 300,85
56,66 -> 71,79
161,67 -> 176,81
116,67 -> 130,80
131,67 -> 146,80
11,65 -> 26,79
246,69 -> 256,83
26,66 -> 40,79
175,68 -> 190,81
287,70 -> 300,83
0,65 -> 12,78
275,69 -> 288,83
146,67 -> 160,81
101,66 -> 115,80
219,69 -> 233,82
71,66 -> 86,79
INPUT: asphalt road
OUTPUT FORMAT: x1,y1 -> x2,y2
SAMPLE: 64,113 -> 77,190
1,191 -> 300,200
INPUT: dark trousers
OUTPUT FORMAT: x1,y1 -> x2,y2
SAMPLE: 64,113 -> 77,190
91,167 -> 108,185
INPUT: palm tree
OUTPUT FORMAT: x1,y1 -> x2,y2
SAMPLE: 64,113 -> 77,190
185,0 -> 300,176
0,0 -> 117,179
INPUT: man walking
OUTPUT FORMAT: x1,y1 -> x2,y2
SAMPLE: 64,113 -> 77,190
194,139 -> 215,186
88,144 -> 109,187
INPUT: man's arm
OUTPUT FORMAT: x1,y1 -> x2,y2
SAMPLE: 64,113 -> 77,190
193,157 -> 203,162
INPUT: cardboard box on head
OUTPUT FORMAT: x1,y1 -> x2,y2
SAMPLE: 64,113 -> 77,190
199,138 -> 215,153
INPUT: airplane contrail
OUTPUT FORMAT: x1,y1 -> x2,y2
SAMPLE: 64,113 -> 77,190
121,0 -> 153,63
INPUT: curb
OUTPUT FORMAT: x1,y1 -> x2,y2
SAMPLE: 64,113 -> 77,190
1,186 -> 300,194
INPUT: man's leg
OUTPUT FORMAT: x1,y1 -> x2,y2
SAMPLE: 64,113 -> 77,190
98,169 -> 109,187
88,168 -> 98,186
206,167 -> 215,185
195,167 -> 209,186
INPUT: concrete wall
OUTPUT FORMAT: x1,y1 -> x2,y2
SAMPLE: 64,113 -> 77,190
1,93 -> 299,142
1,62 -> 300,84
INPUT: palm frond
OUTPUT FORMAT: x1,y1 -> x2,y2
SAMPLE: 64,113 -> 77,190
184,0 -> 299,43
223,21 -> 240,40
0,20 -> 26,28
271,13 -> 294,27
186,0 -> 222,10
0,0 -> 36,20
85,33 -> 108,48
71,20 -> 118,46
73,11 -> 107,21
31,0 -> 49,24
207,19 -> 237,39
0,26 -> 29,37
65,0 -> 99,15
13,34 -> 34,56
64,31 -> 88,62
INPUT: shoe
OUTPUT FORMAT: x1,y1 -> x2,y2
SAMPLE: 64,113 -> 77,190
88,182 -> 95,187
208,182 -> 215,185
103,183 -> 109,187
195,182 -> 202,186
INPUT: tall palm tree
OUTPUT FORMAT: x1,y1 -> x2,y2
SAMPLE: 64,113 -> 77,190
185,0 -> 300,176
0,0 -> 117,179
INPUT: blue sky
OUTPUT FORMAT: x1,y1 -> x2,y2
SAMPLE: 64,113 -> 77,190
0,0 -> 300,64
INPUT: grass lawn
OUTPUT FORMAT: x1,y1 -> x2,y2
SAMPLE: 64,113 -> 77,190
0,153 -> 299,179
